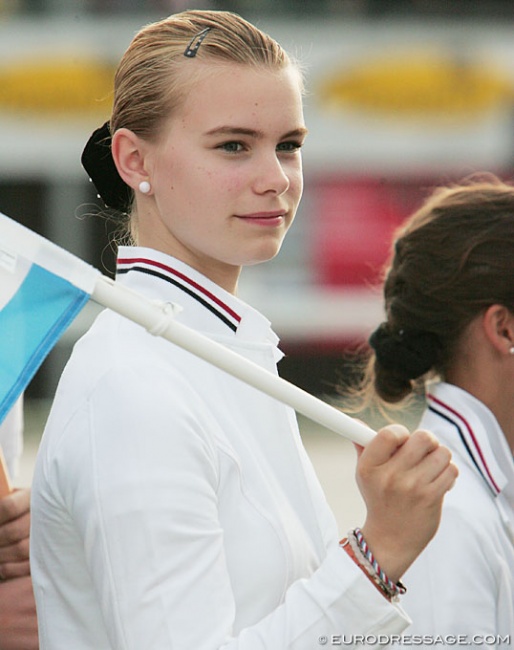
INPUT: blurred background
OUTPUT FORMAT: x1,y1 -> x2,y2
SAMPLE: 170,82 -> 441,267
2,0 -> 514,529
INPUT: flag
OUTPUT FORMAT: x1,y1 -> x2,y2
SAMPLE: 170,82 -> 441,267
0,212 -> 99,424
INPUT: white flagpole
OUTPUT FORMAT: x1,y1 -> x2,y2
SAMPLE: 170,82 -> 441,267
92,275 -> 375,447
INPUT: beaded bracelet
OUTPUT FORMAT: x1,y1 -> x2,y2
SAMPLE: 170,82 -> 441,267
344,528 -> 406,601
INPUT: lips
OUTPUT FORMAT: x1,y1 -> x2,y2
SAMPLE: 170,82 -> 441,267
235,211 -> 287,227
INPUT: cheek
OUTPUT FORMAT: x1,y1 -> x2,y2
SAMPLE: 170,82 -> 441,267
192,163 -> 234,188
290,170 -> 304,202
206,169 -> 247,196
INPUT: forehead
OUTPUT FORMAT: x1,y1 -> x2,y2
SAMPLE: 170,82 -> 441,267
169,62 -> 305,135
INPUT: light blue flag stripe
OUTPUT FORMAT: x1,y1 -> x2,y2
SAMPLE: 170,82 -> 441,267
0,262 -> 90,423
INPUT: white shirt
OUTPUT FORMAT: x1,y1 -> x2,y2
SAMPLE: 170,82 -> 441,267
31,247 -> 409,650
400,382 -> 514,639
0,397 -> 23,480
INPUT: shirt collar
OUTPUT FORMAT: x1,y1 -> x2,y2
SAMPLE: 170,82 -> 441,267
427,382 -> 513,497
115,247 -> 281,353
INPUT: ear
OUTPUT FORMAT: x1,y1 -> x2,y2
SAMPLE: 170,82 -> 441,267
482,304 -> 514,356
111,128 -> 149,191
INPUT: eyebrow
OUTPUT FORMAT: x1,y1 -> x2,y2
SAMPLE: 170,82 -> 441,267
204,126 -> 308,139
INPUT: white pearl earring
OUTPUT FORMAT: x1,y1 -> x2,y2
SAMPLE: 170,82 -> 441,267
509,347 -> 514,355
139,180 -> 151,194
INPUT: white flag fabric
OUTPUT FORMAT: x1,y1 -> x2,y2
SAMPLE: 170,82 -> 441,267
0,212 -> 99,423
0,212 -> 374,445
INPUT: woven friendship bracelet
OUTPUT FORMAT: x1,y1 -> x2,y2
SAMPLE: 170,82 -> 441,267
347,528 -> 406,601
340,536 -> 396,601
345,532 -> 394,599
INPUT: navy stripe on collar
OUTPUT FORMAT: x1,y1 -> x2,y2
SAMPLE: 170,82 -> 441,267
117,257 -> 241,333
428,394 -> 500,497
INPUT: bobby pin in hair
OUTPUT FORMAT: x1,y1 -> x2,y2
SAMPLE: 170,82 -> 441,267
184,27 -> 212,58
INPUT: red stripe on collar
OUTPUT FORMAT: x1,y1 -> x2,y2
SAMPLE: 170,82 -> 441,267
428,393 -> 501,494
117,257 -> 241,324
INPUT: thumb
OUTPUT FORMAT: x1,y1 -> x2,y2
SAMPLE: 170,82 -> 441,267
352,442 -> 365,460
351,418 -> 371,459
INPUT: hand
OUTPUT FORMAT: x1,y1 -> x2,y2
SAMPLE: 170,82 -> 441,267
0,489 -> 31,579
355,424 -> 458,583
0,575 -> 39,650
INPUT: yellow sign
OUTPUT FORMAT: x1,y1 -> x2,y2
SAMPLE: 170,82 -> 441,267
318,51 -> 513,121
0,58 -> 115,116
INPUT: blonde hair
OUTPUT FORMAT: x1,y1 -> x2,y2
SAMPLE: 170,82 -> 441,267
111,10 -> 294,140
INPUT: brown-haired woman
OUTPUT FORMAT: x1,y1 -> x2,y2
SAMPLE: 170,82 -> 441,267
363,174 -> 514,636
30,11 -> 457,649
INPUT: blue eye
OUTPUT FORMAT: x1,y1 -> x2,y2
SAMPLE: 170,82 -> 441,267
219,141 -> 245,153
277,141 -> 303,152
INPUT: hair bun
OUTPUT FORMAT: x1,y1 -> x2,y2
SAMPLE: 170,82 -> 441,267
369,323 -> 440,380
81,121 -> 133,214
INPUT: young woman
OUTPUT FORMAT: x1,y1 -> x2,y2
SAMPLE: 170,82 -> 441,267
362,175 -> 514,636
0,399 -> 39,650
30,11 -> 457,649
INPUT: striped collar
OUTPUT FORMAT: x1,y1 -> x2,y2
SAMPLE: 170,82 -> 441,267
427,383 -> 510,497
117,254 -> 241,333
115,247 -> 280,350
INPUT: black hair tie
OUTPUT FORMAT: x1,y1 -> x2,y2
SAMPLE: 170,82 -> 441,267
369,323 -> 440,380
81,121 -> 133,214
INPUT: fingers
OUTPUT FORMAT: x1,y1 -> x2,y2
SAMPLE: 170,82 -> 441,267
361,426 -> 456,491
355,423 -> 459,580
392,428 -> 440,467
0,559 -> 31,580
389,429 -> 459,498
412,441 -> 452,483
0,530 -> 30,565
0,510 -> 30,547
360,424 -> 410,466
0,489 -> 31,525
0,489 -> 31,569
426,454 -> 459,494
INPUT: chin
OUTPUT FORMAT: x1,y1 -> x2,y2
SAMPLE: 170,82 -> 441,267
243,240 -> 285,267
243,250 -> 282,267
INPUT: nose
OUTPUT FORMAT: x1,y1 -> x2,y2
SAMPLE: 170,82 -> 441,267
253,152 -> 290,196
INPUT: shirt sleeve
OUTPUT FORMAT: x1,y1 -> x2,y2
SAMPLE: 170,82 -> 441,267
49,363 -> 409,650
399,502 -> 507,639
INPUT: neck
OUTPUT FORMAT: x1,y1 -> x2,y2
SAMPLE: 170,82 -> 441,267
446,367 -> 514,454
136,241 -> 241,296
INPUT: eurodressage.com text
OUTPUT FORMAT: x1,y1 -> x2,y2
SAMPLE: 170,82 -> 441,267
317,634 -> 511,646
